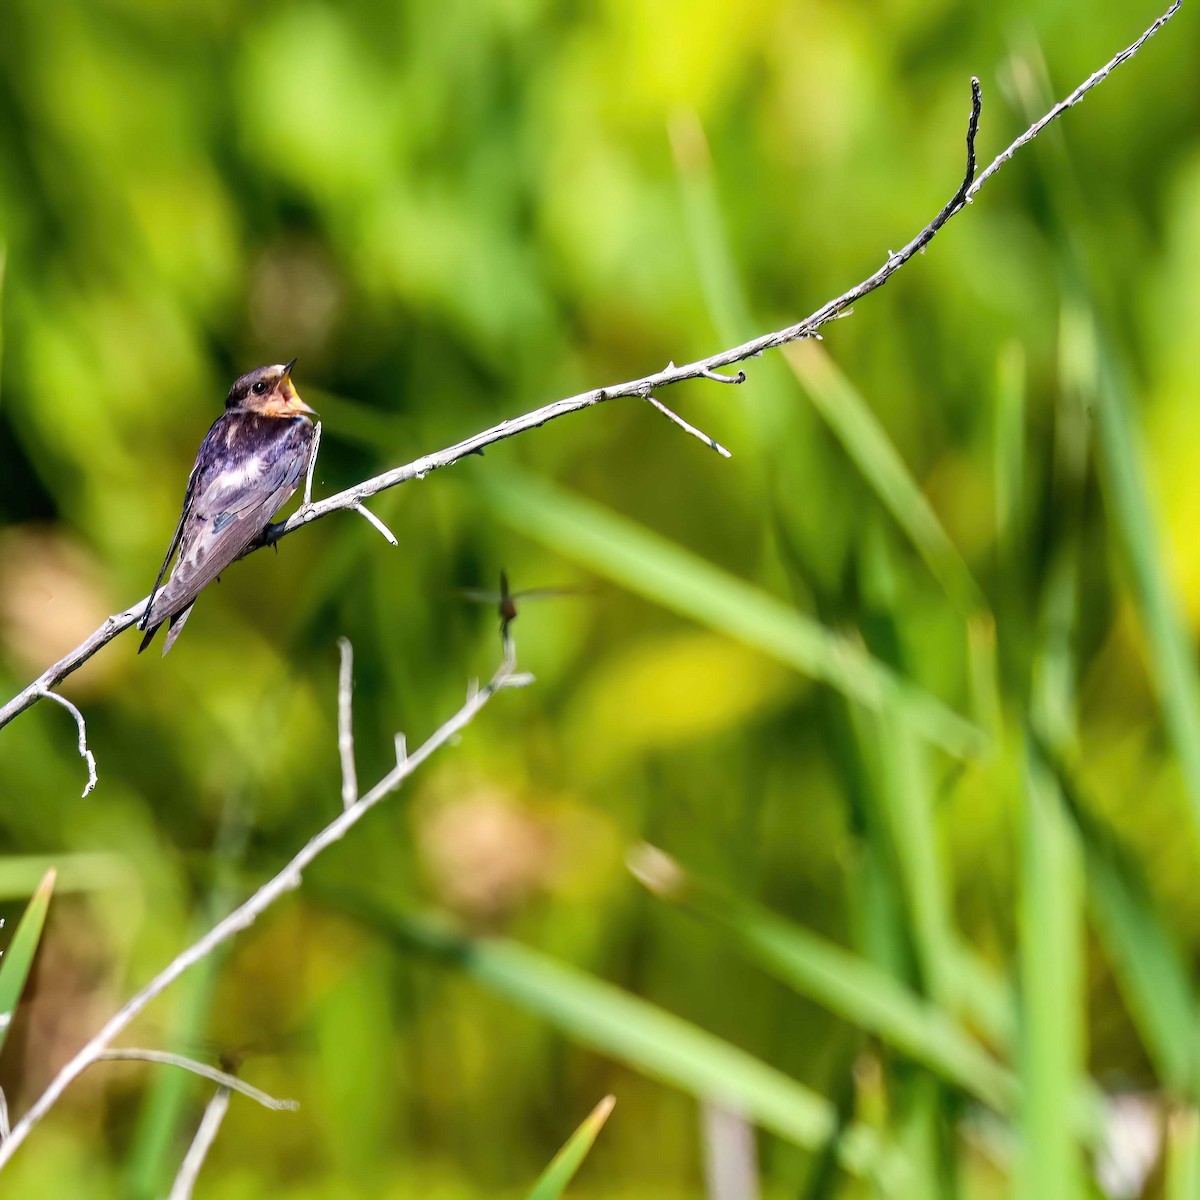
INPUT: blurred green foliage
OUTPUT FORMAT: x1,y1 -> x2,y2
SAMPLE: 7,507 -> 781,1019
0,1 -> 1198,1196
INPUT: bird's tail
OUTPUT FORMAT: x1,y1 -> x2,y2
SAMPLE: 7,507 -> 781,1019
137,602 -> 195,656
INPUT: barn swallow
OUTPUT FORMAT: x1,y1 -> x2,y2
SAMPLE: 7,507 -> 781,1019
138,361 -> 317,655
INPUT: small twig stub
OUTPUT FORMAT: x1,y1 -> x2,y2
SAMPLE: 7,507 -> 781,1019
646,395 -> 732,458
38,689 -> 98,797
353,502 -> 399,546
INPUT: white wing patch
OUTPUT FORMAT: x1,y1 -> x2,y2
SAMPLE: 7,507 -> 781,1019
211,455 -> 264,492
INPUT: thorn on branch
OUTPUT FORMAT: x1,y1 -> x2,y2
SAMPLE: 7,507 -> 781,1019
353,502 -> 398,546
38,689 -> 97,797
699,366 -> 746,385
645,395 -> 732,459
394,733 -> 407,767
336,639 -> 357,811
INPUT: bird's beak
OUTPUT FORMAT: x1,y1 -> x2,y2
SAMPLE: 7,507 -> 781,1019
279,361 -> 316,414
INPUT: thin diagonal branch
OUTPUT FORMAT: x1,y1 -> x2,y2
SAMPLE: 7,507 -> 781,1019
0,651 -> 533,1171
167,1087 -> 230,1200
0,0 -> 1180,739
95,1049 -> 296,1111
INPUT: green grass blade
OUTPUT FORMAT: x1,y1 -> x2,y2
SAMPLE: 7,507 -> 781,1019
967,615 -> 1003,739
1017,741 -> 1085,1199
1167,1108 -> 1200,1200
943,951 -> 1016,1054
0,868 -> 56,1056
1044,754 -> 1197,1095
670,109 -> 795,448
854,707 -> 957,1011
1093,346 -> 1200,840
343,898 -> 909,1189
629,846 -> 1015,1113
1082,825 -> 1197,1095
479,472 -> 987,761
122,807 -> 254,1198
893,1075 -> 945,1200
785,344 -> 986,619
525,1095 -> 615,1200
671,111 -> 754,347
993,342 -> 1026,577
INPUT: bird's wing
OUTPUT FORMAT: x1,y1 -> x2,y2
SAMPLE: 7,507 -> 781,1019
145,419 -> 312,626
139,452 -> 207,630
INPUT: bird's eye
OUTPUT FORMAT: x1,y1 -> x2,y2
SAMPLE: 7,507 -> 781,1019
251,381 -> 268,395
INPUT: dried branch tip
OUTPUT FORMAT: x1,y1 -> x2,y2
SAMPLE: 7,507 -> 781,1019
38,689 -> 97,797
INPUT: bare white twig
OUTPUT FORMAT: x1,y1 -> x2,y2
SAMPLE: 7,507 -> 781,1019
337,638 -> 357,810
302,420 -> 323,508
36,689 -> 97,797
167,1087 -> 230,1200
95,1049 -> 297,1111
0,1 -> 1180,737
0,651 -> 532,1171
646,394 -> 732,458
0,1087 -> 9,1142
394,732 -> 407,767
353,501 -> 398,546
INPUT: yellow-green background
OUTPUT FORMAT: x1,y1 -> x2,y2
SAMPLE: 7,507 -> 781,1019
1,1 -> 1198,1197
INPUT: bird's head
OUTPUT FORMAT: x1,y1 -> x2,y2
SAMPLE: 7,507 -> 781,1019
226,360 -> 315,417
